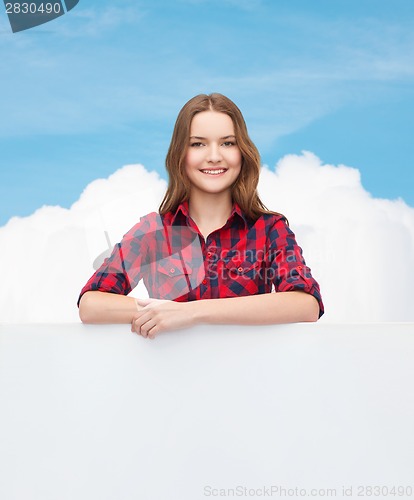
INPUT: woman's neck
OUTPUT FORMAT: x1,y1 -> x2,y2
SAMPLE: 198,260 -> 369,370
188,192 -> 233,228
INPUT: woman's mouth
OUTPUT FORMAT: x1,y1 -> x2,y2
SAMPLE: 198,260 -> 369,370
200,168 -> 227,176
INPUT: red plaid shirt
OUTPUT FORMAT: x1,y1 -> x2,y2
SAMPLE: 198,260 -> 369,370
78,200 -> 324,317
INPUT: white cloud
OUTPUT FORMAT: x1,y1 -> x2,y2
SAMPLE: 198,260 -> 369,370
259,152 -> 414,322
0,164 -> 167,322
1,153 -> 413,323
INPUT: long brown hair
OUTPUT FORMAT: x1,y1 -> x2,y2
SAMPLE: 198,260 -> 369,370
159,93 -> 284,222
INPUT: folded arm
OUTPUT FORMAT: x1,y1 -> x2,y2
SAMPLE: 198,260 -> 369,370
79,291 -> 142,324
189,290 -> 320,326
79,289 -> 319,337
130,290 -> 320,339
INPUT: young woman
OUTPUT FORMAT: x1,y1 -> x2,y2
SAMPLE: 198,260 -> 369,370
78,93 -> 324,338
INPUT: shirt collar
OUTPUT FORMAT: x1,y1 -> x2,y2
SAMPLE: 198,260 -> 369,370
169,199 -> 248,228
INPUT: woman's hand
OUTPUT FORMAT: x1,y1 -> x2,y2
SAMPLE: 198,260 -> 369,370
131,298 -> 197,339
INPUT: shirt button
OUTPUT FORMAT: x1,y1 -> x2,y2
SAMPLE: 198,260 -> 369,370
237,266 -> 243,273
170,268 -> 175,273
207,252 -> 212,257
202,279 -> 207,285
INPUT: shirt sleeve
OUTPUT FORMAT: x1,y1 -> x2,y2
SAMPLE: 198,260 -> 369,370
77,216 -> 150,307
267,216 -> 324,318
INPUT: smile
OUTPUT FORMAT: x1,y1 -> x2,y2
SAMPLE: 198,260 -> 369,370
200,169 -> 227,175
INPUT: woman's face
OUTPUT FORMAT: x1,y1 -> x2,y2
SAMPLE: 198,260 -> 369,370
184,111 -> 242,199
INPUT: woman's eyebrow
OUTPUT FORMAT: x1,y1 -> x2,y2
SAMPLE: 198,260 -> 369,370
189,135 -> 236,140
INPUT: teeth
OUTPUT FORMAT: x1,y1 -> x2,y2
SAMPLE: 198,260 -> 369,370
201,169 -> 226,175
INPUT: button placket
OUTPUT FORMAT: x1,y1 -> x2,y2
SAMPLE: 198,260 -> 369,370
203,242 -> 218,288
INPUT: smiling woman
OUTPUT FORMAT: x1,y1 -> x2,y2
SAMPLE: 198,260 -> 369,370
183,111 -> 243,238
77,93 -> 324,338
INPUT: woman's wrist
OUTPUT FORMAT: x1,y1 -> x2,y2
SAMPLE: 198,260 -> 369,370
185,299 -> 208,326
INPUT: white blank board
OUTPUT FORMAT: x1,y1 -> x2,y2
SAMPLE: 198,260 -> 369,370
1,322 -> 414,499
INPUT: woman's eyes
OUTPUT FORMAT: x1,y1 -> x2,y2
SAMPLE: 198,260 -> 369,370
190,141 -> 236,147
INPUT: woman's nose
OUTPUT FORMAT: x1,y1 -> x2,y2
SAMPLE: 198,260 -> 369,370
207,143 -> 223,163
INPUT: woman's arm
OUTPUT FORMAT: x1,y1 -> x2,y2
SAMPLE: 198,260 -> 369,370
132,290 -> 320,339
189,290 -> 320,326
79,291 -> 143,324
77,213 -> 158,323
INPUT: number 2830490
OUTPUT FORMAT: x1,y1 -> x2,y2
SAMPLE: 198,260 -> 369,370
5,3 -> 62,14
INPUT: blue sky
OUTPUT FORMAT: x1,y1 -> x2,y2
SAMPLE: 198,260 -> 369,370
0,0 -> 413,226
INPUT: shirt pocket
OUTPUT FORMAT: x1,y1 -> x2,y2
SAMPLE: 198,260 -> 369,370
220,258 -> 261,297
154,255 -> 193,300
